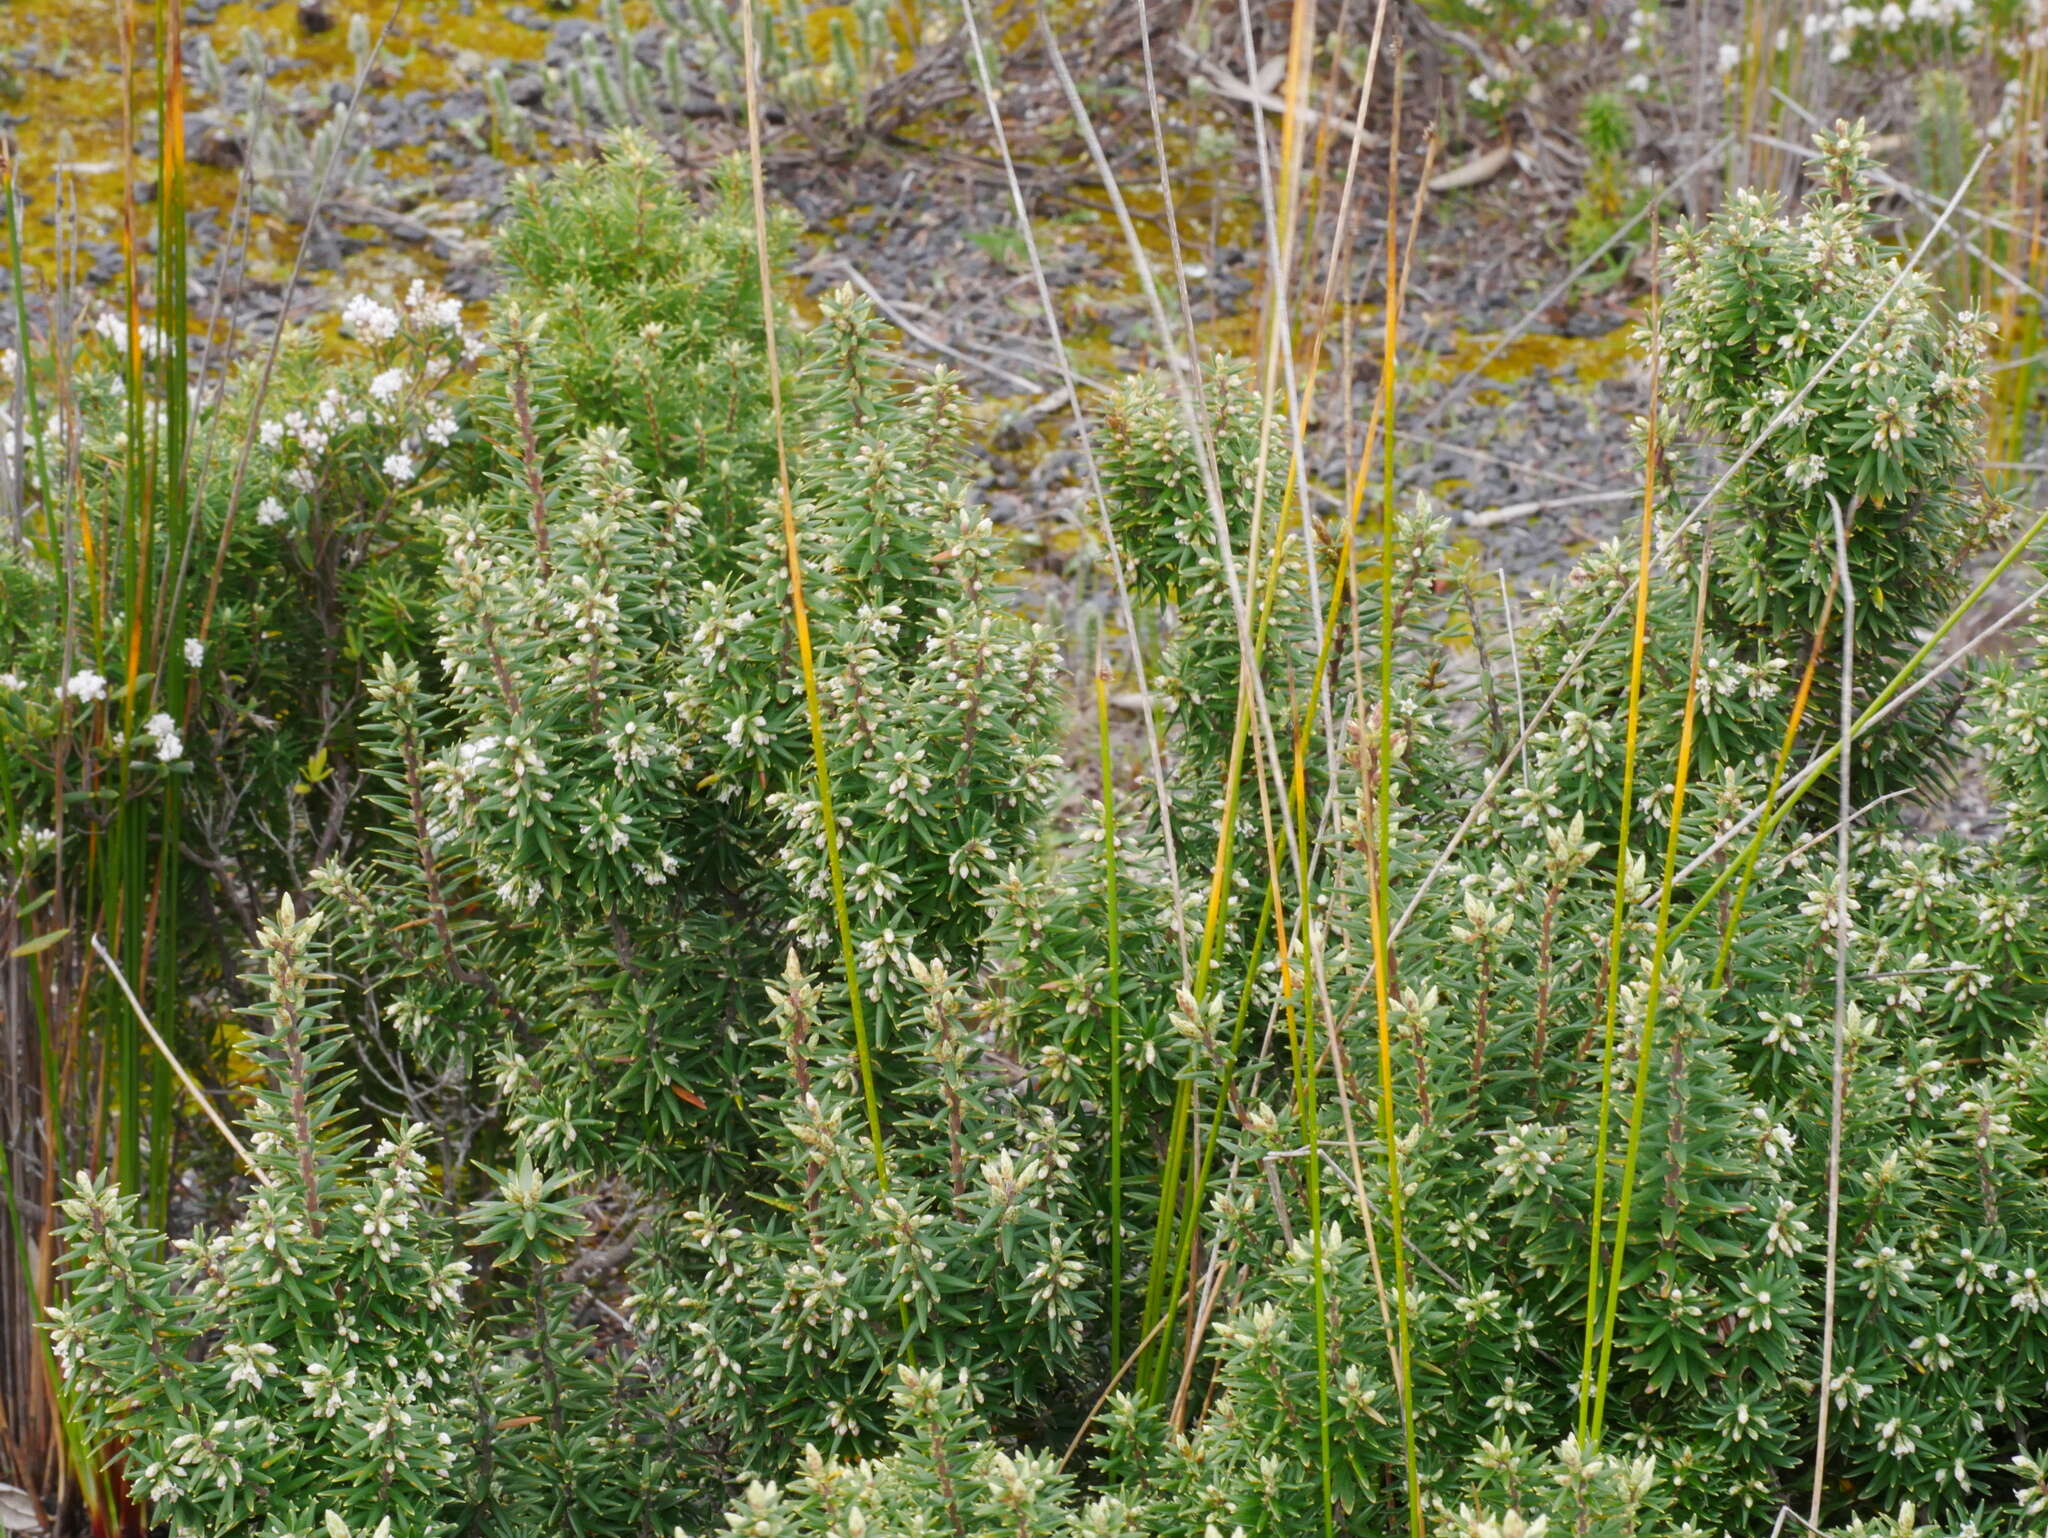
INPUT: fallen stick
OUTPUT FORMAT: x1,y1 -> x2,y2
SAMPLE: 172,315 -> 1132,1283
1465,488 -> 1638,527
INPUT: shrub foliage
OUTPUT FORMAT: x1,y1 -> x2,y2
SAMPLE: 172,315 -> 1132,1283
32,128 -> 2048,1538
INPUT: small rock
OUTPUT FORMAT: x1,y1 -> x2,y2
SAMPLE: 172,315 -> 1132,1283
189,124 -> 245,169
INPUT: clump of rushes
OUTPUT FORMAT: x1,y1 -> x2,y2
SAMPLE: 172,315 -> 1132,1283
40,125 -> 2048,1538
502,0 -> 923,146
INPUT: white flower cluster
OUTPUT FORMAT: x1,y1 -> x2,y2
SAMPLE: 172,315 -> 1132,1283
400,278 -> 464,334
1466,66 -> 1518,110
342,281 -> 464,344
144,711 -> 183,764
341,294 -> 399,344
253,387 -> 448,509
258,387 -> 364,495
63,668 -> 108,703
1693,645 -> 1790,716
1802,0 -> 1980,61
89,309 -> 171,359
12,824 -> 56,863
1618,3 -> 1659,91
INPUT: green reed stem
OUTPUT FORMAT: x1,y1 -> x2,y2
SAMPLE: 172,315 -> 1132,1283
144,0 -> 192,1231
1154,885 -> 1274,1412
1281,907 -> 1335,1538
1575,232 -> 1659,1443
1,166 -> 53,530
1591,513 -> 1716,1443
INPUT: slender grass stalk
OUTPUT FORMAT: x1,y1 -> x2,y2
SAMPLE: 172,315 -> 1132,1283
1238,0 -> 1322,650
0,0 -> 207,1513
948,0 -> 1191,994
1135,685 -> 1249,1383
1032,13 -> 1312,916
1497,571 -> 1529,788
1590,513 -> 1720,1444
1140,460 -> 1353,1375
1095,661 -> 1125,1369
1033,8 -> 1328,1397
1269,811 -> 1333,1538
0,151 -> 99,1538
1364,70 -> 1420,1538
1157,46 -> 1426,1446
144,0 -> 193,1232
1992,46 -> 2045,483
1129,445 -> 1335,1389
113,0 -> 150,1206
1166,884 -> 1274,1424
949,0 -> 1255,1411
736,0 -> 889,1193
1153,375 -> 1391,1408
93,934 -> 263,1182
2,155 -> 55,530
1145,24 -> 1423,1514
1575,229 -> 1660,1441
1807,494 -> 1857,1527
1338,545 -> 1401,1350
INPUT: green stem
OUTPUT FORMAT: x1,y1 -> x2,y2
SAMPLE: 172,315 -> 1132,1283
1150,886 -> 1273,1405
1590,516 -> 1717,1442
1576,259 -> 1661,1443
